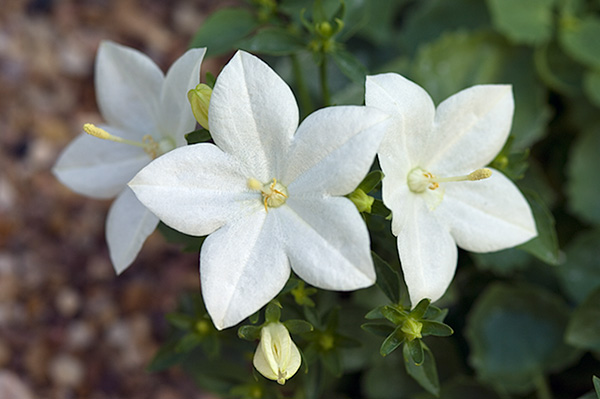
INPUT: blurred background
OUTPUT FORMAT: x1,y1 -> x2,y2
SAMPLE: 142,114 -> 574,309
0,1 -> 234,398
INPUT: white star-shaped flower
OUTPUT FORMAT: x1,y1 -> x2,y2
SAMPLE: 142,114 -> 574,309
53,41 -> 206,274
129,51 -> 390,330
365,73 -> 537,306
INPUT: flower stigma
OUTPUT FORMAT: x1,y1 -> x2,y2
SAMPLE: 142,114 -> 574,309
83,123 -> 174,159
248,178 -> 289,212
407,167 -> 492,194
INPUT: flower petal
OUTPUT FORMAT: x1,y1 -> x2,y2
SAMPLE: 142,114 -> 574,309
280,196 -> 375,290
128,143 -> 258,236
437,169 -> 537,252
106,187 -> 159,274
366,73 -> 434,172
158,47 -> 206,146
427,85 -> 514,175
396,196 -> 458,306
53,128 -> 150,199
95,41 -> 163,137
209,51 -> 298,180
200,211 -> 290,330
283,106 -> 388,196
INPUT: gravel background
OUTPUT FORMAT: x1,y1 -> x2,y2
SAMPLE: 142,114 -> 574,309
0,1 -> 236,397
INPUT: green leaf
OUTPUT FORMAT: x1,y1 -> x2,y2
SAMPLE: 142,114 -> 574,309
175,332 -> 202,353
371,199 -> 391,218
237,325 -> 261,341
424,306 -> 448,323
239,27 -> 306,56
365,306 -> 385,320
265,302 -> 281,323
372,251 -> 402,304
358,170 -> 384,193
558,229 -> 600,303
403,342 -> 440,396
487,0 -> 556,45
559,16 -> 600,69
517,190 -> 560,265
566,288 -> 600,351
534,40 -> 584,96
421,320 -> 454,337
185,128 -> 211,145
466,283 -> 579,394
284,319 -> 314,334
361,322 -> 395,337
406,338 -> 424,365
165,313 -> 194,330
331,48 -> 368,84
146,338 -> 189,372
381,306 -> 407,325
584,70 -> 600,108
471,247 -> 532,275
594,376 -> 600,399
189,8 -> 258,57
409,298 -> 431,320
320,348 -> 342,376
380,327 -> 405,356
568,126 -> 600,225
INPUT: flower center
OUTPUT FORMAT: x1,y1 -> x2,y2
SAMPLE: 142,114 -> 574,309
407,167 -> 492,194
83,123 -> 174,159
248,178 -> 289,212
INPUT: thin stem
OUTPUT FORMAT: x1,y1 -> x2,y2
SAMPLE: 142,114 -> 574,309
535,372 -> 553,399
291,53 -> 313,118
320,54 -> 331,107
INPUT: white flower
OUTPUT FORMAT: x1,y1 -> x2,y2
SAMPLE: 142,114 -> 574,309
53,41 -> 205,274
129,51 -> 390,329
253,322 -> 301,385
365,73 -> 537,306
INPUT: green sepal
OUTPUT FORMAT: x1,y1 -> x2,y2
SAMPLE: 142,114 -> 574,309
284,319 -> 314,334
265,301 -> 282,323
371,199 -> 392,218
249,310 -> 260,324
381,305 -> 408,325
403,342 -> 440,396
205,71 -> 216,89
361,322 -> 395,337
409,298 -> 431,320
357,170 -> 384,193
380,326 -> 405,356
405,338 -> 424,365
185,128 -> 212,145
365,306 -> 386,320
424,305 -> 448,323
421,320 -> 454,337
237,325 -> 262,341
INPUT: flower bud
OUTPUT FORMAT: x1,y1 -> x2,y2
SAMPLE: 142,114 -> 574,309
187,83 -> 212,129
348,188 -> 375,213
253,322 -> 301,385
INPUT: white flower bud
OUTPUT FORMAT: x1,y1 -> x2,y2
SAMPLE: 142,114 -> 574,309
253,322 -> 301,385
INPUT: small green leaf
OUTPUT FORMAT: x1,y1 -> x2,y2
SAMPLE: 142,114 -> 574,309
365,306 -> 385,320
381,306 -> 407,325
239,27 -> 306,55
558,229 -> 600,303
424,306 -> 448,323
403,342 -> 440,396
189,8 -> 258,57
487,0 -> 556,45
357,170 -> 384,193
237,325 -> 261,341
320,348 -> 342,376
566,288 -> 600,351
421,320 -> 454,337
185,128 -> 211,145
406,338 -> 424,365
175,332 -> 202,353
594,376 -> 600,399
371,199 -> 392,218
284,319 -> 314,334
559,16 -> 600,69
380,327 -> 405,356
248,310 -> 260,324
372,251 -> 402,304
331,48 -> 368,84
165,313 -> 194,330
409,298 -> 431,320
146,338 -> 189,372
567,126 -> 600,225
361,322 -> 395,337
584,70 -> 600,108
518,190 -> 560,265
265,302 -> 281,323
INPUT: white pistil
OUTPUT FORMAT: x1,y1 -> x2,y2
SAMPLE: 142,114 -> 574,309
83,123 -> 173,159
248,178 -> 289,211
407,167 -> 492,194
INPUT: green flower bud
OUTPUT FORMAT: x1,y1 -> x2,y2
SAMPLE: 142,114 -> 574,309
401,318 -> 423,341
348,188 -> 375,213
187,83 -> 212,129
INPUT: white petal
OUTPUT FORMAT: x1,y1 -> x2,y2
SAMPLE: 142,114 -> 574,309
366,73 -> 434,172
128,143 -> 258,236
437,169 -> 537,252
427,85 -> 514,175
283,106 -> 388,196
397,199 -> 458,306
254,328 -> 278,380
158,47 -> 206,147
200,212 -> 291,330
95,41 -> 163,136
53,129 -> 150,199
280,197 -> 375,290
209,51 -> 298,180
106,188 -> 159,274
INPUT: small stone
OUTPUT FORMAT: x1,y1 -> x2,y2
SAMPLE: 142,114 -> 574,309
0,371 -> 34,399
55,288 -> 80,317
48,353 -> 84,388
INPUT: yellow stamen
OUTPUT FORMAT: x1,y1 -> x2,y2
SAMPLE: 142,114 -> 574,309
82,123 -> 164,159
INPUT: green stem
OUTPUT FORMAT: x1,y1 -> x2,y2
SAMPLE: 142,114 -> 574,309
535,372 -> 553,399
291,53 -> 313,118
320,53 -> 331,107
